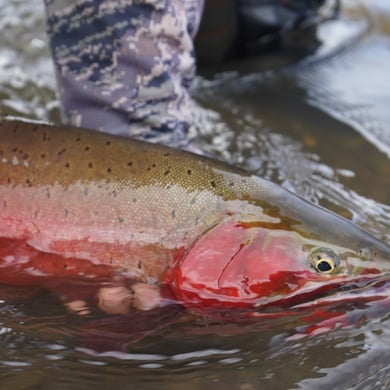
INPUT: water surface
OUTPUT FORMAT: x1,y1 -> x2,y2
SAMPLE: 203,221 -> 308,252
0,0 -> 389,388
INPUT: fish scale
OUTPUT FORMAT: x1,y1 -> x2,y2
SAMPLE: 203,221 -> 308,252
0,119 -> 389,311
0,119 -> 249,281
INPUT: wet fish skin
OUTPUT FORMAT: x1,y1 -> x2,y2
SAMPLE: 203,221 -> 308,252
0,119 -> 252,282
0,119 -> 389,288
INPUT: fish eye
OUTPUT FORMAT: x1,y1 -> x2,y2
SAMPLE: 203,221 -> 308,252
357,247 -> 371,260
309,247 -> 341,274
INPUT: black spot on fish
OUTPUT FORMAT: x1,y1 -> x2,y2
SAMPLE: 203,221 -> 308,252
65,163 -> 70,168
171,210 -> 176,219
166,184 -> 171,189
133,198 -> 137,203
32,125 -> 39,132
46,188 -> 51,199
228,181 -> 235,187
64,209 -> 69,217
57,148 -> 66,156
137,260 -> 142,269
84,146 -> 90,151
107,168 -> 112,173
64,263 -> 68,269
152,163 -> 156,168
2,200 -> 7,208
112,190 -> 118,198
187,169 -> 192,175
84,188 -> 89,196
127,162 -> 133,167
25,179 -> 32,187
106,141 -> 111,146
12,147 -> 18,153
41,154 -> 46,159
88,162 -> 93,168
75,137 -> 81,142
117,217 -> 124,224
210,180 -> 216,188
163,152 -> 170,157
164,170 -> 170,176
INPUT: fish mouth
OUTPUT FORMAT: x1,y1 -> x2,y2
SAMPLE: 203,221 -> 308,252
258,272 -> 390,312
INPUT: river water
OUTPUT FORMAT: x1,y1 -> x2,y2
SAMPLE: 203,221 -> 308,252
0,1 -> 389,389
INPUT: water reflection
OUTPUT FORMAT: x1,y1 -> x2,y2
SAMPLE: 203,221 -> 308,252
193,77 -> 390,240
1,299 -> 389,389
299,36 -> 390,158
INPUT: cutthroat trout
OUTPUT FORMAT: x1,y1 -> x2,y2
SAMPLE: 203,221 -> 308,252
0,119 -> 389,320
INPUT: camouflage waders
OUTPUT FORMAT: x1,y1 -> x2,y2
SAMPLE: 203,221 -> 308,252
44,0 -> 204,148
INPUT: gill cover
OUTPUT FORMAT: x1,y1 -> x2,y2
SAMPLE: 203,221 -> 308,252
171,221 -> 314,309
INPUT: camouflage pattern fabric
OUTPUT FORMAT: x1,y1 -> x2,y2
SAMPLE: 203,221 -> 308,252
43,0 -> 204,148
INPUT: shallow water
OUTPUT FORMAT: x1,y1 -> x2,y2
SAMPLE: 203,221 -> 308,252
0,0 -> 389,389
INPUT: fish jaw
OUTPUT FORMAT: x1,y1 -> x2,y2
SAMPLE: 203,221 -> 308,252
170,221 -> 390,312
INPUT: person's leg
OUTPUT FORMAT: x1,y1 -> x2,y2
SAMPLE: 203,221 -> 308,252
44,0 -> 204,148
195,0 -> 337,64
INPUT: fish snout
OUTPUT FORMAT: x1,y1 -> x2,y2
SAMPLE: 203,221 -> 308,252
171,221 -> 390,311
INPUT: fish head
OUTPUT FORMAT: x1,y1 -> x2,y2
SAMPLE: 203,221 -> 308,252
171,220 -> 390,312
